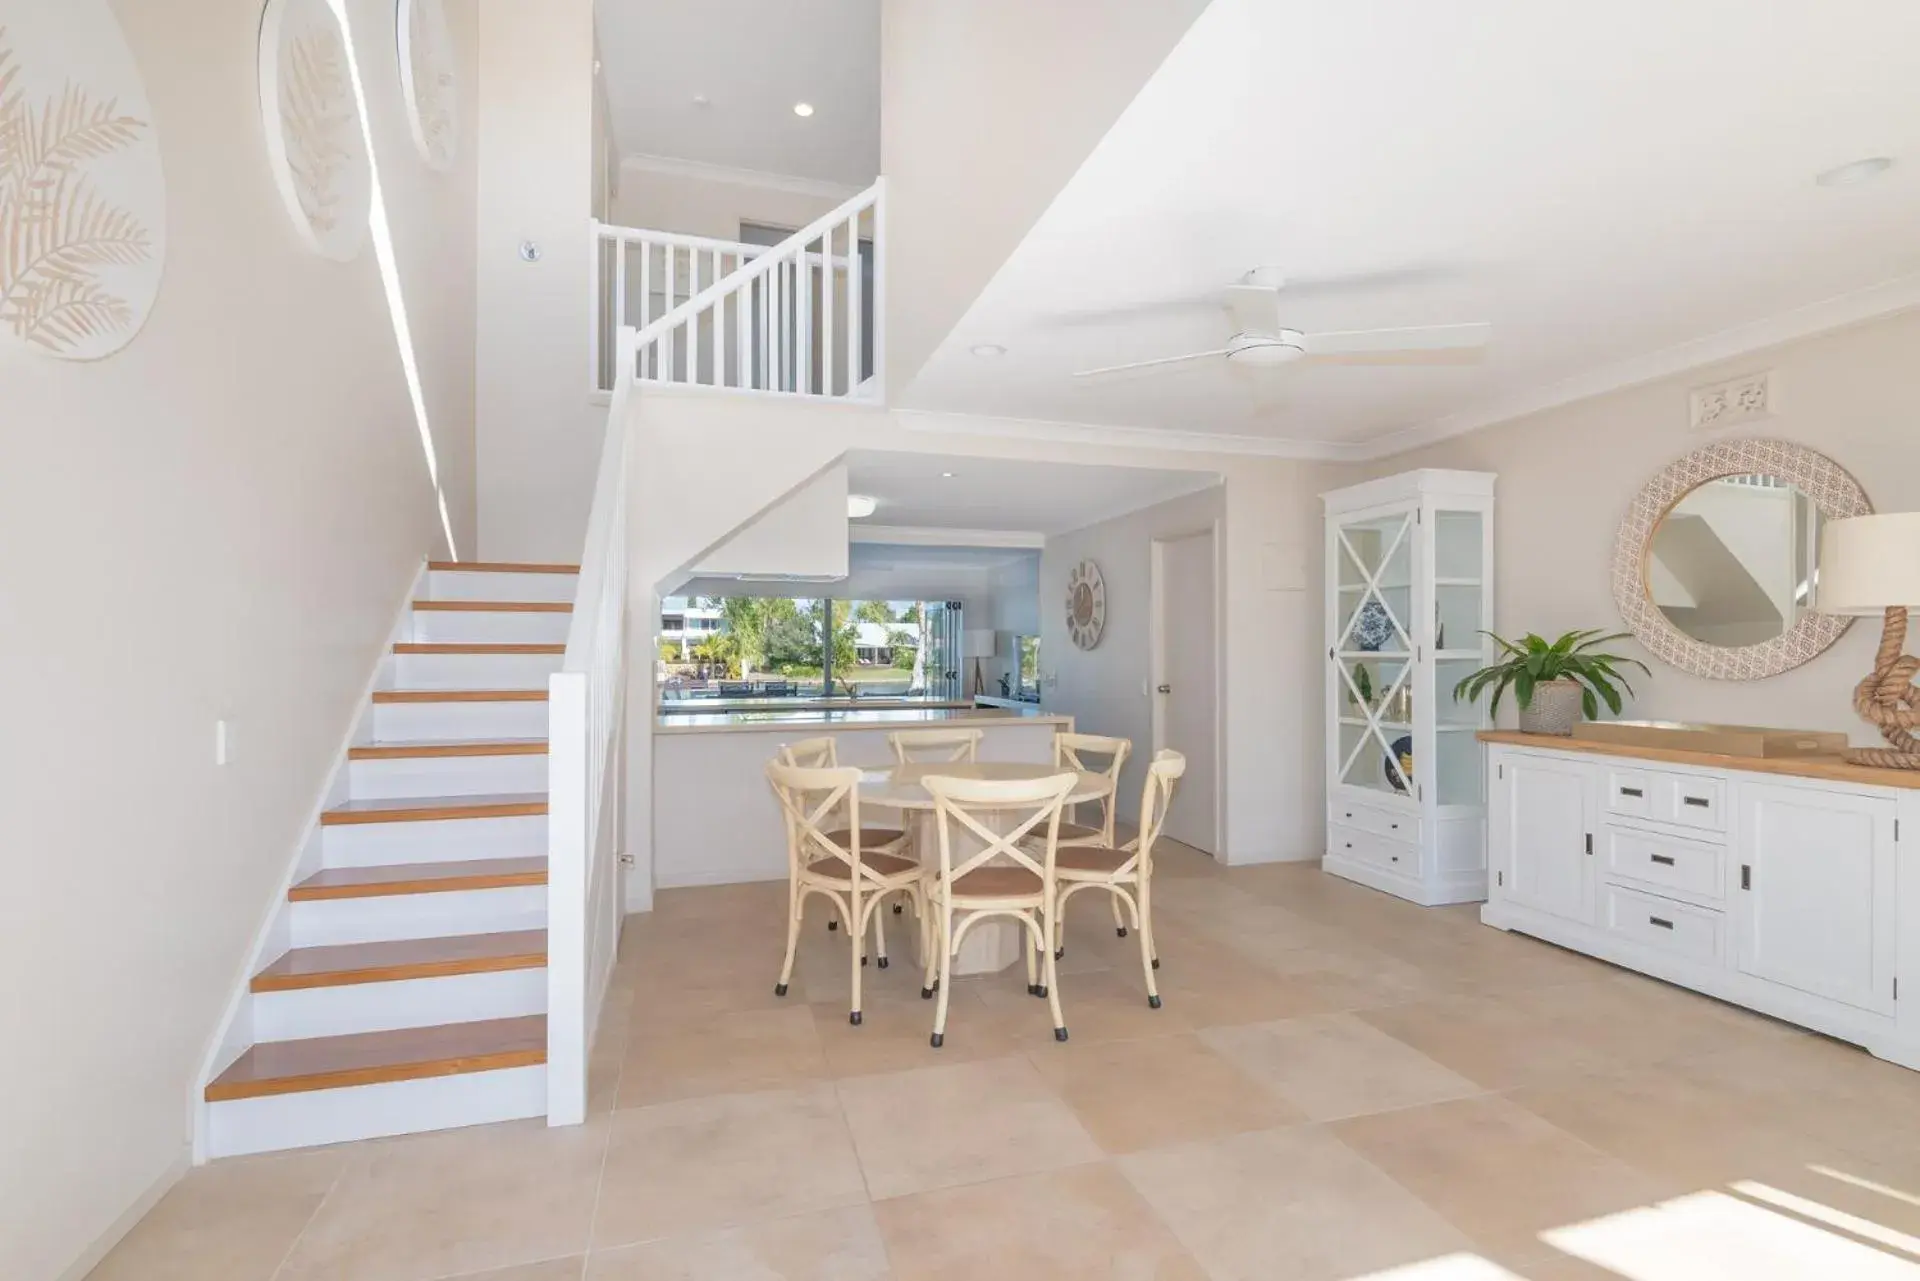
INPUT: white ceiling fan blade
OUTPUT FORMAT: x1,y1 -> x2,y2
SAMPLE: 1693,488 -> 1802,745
1298,322 -> 1491,365
1072,348 -> 1229,378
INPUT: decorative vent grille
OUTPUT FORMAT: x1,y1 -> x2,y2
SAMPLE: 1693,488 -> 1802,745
1690,371 -> 1776,431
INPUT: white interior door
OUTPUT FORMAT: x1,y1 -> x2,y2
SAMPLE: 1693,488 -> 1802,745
1154,530 -> 1219,855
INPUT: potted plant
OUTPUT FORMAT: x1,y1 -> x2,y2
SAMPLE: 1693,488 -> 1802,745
1453,630 -> 1648,736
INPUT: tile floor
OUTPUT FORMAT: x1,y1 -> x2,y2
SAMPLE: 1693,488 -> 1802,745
93,847 -> 1920,1280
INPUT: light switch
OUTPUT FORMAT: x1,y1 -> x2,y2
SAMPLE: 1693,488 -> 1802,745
215,720 -> 232,766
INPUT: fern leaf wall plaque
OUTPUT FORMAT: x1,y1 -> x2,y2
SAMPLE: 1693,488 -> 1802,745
398,0 -> 458,172
0,0 -> 166,361
259,0 -> 369,261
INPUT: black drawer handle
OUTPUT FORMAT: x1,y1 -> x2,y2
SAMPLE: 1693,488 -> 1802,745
1344,842 -> 1353,850
1619,786 -> 1644,798
1649,854 -> 1676,867
1649,916 -> 1675,930
1684,796 -> 1711,809
1389,823 -> 1399,831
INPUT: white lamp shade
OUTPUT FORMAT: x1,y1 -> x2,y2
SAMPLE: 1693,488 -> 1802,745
962,629 -> 998,659
1816,513 -> 1920,615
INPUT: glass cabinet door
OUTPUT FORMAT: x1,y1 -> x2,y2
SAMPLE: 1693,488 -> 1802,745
1429,507 -> 1487,808
1333,508 -> 1418,800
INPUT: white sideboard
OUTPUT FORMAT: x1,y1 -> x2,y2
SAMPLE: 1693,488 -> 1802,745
1483,733 -> 1920,1072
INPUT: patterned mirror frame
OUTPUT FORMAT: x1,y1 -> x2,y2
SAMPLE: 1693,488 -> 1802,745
1611,438 -> 1871,681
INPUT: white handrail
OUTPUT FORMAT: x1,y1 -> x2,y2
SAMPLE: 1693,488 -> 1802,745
602,178 -> 883,401
547,326 -> 636,1125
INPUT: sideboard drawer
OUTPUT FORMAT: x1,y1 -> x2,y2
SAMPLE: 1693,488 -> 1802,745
1600,883 -> 1725,966
1656,773 -> 1727,833
1601,824 -> 1726,903
1328,822 -> 1417,875
1330,799 -> 1420,845
1602,768 -> 1655,820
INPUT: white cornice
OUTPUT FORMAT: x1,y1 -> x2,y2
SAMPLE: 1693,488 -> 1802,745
1358,271 -> 1920,460
851,524 -> 1047,549
618,152 -> 863,202
892,408 -> 1365,462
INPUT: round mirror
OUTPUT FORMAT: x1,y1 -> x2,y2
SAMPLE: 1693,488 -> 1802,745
1612,440 -> 1870,680
1647,475 -> 1825,647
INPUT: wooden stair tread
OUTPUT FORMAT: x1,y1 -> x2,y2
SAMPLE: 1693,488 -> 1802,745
428,561 -> 579,574
290,858 -> 549,900
320,793 -> 548,825
205,1015 -> 547,1101
394,643 -> 565,655
412,600 -> 571,613
371,689 -> 548,704
349,738 -> 548,760
251,929 -> 547,991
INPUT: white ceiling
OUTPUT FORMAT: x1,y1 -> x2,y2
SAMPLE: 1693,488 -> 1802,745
594,0 -> 880,186
847,543 -> 1035,574
901,0 -> 1920,454
844,451 -> 1219,536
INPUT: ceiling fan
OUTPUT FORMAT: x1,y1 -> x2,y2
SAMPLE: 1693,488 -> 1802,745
1071,268 -> 1490,379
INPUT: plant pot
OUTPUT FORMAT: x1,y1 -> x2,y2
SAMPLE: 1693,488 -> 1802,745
1518,680 -> 1584,736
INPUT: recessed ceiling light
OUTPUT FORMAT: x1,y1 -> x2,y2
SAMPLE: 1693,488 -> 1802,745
847,494 -> 878,519
691,94 -> 711,108
1816,156 -> 1894,187
970,343 -> 1007,359
792,102 -> 815,118
940,471 -> 956,479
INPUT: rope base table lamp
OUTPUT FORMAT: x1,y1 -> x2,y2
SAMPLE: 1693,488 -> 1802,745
1817,513 -> 1920,769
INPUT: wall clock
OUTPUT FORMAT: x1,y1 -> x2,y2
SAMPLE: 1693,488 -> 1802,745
258,0 -> 371,261
1066,559 -> 1107,651
0,0 -> 168,361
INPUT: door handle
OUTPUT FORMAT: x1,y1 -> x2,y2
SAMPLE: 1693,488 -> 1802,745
1157,684 -> 1172,694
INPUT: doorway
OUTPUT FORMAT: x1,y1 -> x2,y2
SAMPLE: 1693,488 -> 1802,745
1151,528 -> 1221,855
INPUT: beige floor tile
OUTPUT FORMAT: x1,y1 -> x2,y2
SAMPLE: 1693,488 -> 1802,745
276,1119 -> 608,1281
873,1160 -> 1207,1281
87,1148 -> 347,1281
834,1055 -> 1102,1198
810,988 -> 1022,1078
592,1085 -> 866,1249
1202,1013 -> 1483,1121
617,1005 -> 826,1108
1355,990 -> 1627,1089
1026,1031 -> 1302,1154
586,1205 -> 891,1280
1119,1125 -> 1473,1281
442,1260 -> 587,1281
1331,1094 -> 1674,1257
975,966 -> 1191,1047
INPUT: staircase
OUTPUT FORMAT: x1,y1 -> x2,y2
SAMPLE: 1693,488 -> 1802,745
201,560 -> 578,1158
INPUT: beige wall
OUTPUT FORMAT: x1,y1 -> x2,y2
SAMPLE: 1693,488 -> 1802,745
612,161 -> 849,241
1,0 -> 475,1275
1370,309 -> 1920,742
474,0 -> 601,561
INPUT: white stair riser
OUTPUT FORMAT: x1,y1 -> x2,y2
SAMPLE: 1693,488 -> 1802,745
290,885 -> 548,946
322,814 -> 547,867
427,570 -> 578,603
205,1065 -> 546,1159
394,652 -> 562,691
252,968 -> 547,1042
349,752 -> 548,800
372,699 -> 549,742
411,610 -> 570,644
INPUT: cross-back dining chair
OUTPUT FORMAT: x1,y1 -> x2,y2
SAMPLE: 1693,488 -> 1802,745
1051,749 -> 1186,1008
1050,732 -> 1132,847
920,770 -> 1078,1047
765,760 -> 921,1025
887,727 -> 984,764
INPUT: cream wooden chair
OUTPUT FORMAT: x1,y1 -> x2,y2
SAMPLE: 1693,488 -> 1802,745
779,736 -> 839,768
920,770 -> 1078,1047
1050,732 -> 1132,847
1050,749 -> 1186,1008
887,727 -> 984,764
780,737 -> 914,930
766,761 -> 922,1024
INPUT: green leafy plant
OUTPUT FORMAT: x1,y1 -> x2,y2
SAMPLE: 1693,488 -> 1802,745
1452,630 -> 1648,721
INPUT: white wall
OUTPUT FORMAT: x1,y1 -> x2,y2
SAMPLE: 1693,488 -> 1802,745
987,554 -> 1041,690
1370,308 -> 1920,743
0,0 -> 474,1275
474,0 -> 601,561
612,159 -> 851,241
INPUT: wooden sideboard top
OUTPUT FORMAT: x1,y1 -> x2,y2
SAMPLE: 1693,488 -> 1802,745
1477,730 -> 1920,792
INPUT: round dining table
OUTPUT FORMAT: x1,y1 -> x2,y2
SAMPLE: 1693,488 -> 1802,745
860,762 -> 1113,976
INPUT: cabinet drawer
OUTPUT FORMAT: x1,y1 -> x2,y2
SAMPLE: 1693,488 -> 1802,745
1601,825 -> 1726,903
1328,822 -> 1417,874
1600,884 -> 1724,965
1656,774 -> 1727,833
1331,799 -> 1420,844
1602,767 -> 1655,820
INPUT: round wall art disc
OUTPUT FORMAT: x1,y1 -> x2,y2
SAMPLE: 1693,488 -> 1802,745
258,0 -> 371,261
397,0 -> 457,170
0,0 -> 167,361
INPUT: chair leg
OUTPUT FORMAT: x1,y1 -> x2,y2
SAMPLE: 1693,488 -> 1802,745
1026,929 -> 1041,997
920,889 -> 940,999
872,895 -> 890,969
1110,891 -> 1127,937
1141,878 -> 1160,970
1041,902 -> 1067,1042
931,906 -> 955,1047
1131,887 -> 1160,1008
775,880 -> 802,997
848,888 -> 863,1026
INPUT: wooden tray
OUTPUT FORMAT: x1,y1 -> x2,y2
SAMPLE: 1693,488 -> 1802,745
1572,720 -> 1848,759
